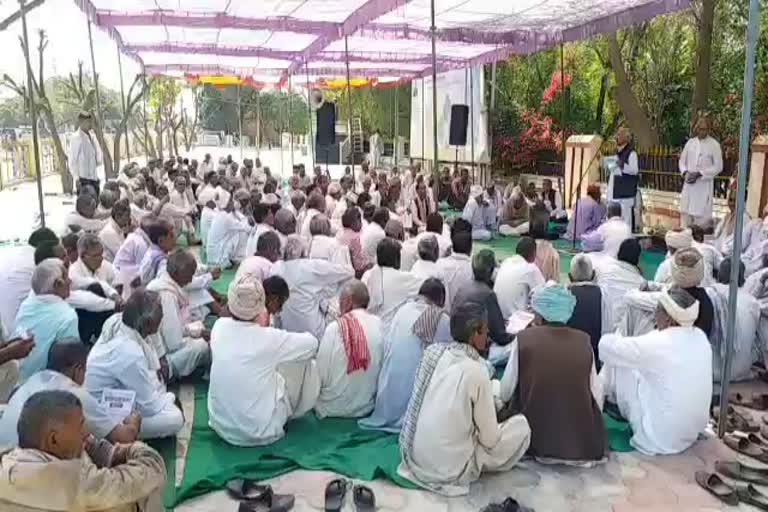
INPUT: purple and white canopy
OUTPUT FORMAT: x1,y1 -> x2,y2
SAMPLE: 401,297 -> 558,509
74,0 -> 689,85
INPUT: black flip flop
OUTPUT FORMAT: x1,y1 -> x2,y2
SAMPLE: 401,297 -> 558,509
226,479 -> 271,501
325,479 -> 348,512
236,487 -> 295,512
715,460 -> 768,485
738,484 -> 768,510
353,484 -> 376,512
695,471 -> 739,506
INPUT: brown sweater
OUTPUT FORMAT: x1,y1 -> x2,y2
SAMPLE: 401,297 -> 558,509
514,325 -> 606,461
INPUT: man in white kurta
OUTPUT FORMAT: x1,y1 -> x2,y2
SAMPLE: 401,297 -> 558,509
360,209 -> 388,265
461,185 -> 493,241
493,237 -> 545,318
85,291 -> 184,439
99,199 -> 133,263
606,128 -> 639,227
146,251 -> 209,379
595,243 -> 647,332
398,301 -> 531,496
362,238 -> 424,330
270,236 -> 354,340
679,117 -> 723,228
410,235 -> 444,281
435,232 -> 474,314
206,207 -> 253,268
208,274 -> 319,446
308,214 -> 352,269
599,287 -> 712,455
68,112 -> 100,195
68,234 -> 121,301
316,281 -> 384,419
597,202 -> 631,258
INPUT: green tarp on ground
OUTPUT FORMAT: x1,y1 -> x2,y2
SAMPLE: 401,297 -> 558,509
167,383 -> 634,507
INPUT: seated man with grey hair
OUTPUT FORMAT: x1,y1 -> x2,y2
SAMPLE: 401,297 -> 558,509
0,389 -> 166,512
308,214 -> 352,268
13,258 -> 80,383
599,286 -> 712,455
274,208 -> 296,251
397,301 -> 531,496
146,250 -> 210,379
410,235 -> 443,281
270,235 -> 354,340
286,189 -> 307,231
454,249 -> 512,346
209,273 -> 319,446
316,280 -> 384,418
461,185 -> 495,241
567,254 -> 607,365
86,288 -> 184,439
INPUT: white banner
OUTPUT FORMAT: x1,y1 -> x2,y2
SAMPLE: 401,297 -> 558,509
410,67 -> 489,164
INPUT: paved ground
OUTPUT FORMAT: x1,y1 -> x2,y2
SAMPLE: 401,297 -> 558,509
1,146 -> 762,511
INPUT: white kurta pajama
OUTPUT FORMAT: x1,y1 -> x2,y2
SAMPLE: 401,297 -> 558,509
679,136 -> 723,227
309,235 -> 353,269
146,274 -> 209,379
208,318 -> 319,446
435,253 -> 474,314
493,255 -> 545,319
362,266 -> 425,329
315,309 -> 384,418
397,345 -> 531,496
595,258 -> 647,332
599,326 -> 712,455
206,210 -> 253,267
99,219 -> 127,263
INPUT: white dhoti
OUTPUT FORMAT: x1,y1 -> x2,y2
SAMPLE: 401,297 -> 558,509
0,360 -> 19,404
278,360 -> 320,419
471,229 -> 492,241
168,338 -> 210,379
139,398 -> 185,440
600,364 -> 641,429
499,222 -> 529,237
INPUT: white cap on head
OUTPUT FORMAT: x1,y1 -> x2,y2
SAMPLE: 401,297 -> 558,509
470,185 -> 484,198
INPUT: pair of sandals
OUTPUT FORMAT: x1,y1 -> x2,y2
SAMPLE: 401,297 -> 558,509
480,497 -> 534,512
712,405 -> 759,433
226,479 -> 295,512
325,478 -> 376,512
696,462 -> 768,509
731,392 -> 768,411
724,432 -> 768,463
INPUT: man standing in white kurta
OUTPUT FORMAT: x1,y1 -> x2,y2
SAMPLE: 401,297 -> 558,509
397,301 -> 531,496
316,280 -> 384,419
208,274 -> 319,446
599,286 -> 712,455
679,117 -> 723,228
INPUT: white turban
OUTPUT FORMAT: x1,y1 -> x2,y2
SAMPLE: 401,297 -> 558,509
328,182 -> 341,195
470,185 -> 484,198
261,193 -> 279,206
671,247 -> 704,288
659,287 -> 699,327
665,229 -> 693,251
227,273 -> 266,321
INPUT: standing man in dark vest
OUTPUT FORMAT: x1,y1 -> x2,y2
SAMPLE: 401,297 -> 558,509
606,127 -> 639,231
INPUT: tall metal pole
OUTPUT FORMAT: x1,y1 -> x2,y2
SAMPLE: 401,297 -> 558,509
344,36 -> 354,175
430,0 -> 439,184
237,84 -> 243,159
117,47 -> 130,162
489,62 -> 496,167
469,66 -> 476,181
421,78 -> 425,161
86,21 -> 103,169
20,0 -> 45,225
718,0 -> 761,438
142,76 -> 149,160
305,62 -> 315,169
394,86 -> 399,165
288,74 -> 294,167
256,90 -> 261,157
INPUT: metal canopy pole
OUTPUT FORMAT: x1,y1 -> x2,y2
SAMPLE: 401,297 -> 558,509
421,78 -> 425,161
305,62 -> 315,169
256,90 -> 261,157
344,36 -> 354,175
288,74 -> 294,167
117,47 -> 130,162
429,0 -> 439,183
718,0 -> 761,438
237,84 -> 243,159
86,21 -> 103,160
142,76 -> 149,160
469,66 -> 476,181
394,86 -> 399,165
20,0 -> 45,225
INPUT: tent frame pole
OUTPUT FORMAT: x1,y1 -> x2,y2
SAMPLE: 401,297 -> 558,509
344,36 -> 354,175
469,66 -> 476,182
20,0 -> 45,224
394,86 -> 399,165
237,84 -> 243,159
305,62 -> 315,169
87,21 -> 104,160
289,74 -> 294,168
256,89 -> 261,157
718,0 -> 761,437
117,46 -> 130,162
430,0 -> 439,188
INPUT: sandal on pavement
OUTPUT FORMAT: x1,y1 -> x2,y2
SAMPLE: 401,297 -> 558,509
738,484 -> 768,511
724,435 -> 768,463
226,479 -> 271,501
715,461 -> 768,485
353,484 -> 376,512
731,393 -> 768,411
695,471 -> 739,506
235,486 -> 295,512
325,479 -> 348,512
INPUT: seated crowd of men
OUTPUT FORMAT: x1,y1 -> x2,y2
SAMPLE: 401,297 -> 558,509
0,152 -> 766,510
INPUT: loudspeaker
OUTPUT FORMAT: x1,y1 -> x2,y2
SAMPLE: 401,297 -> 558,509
449,104 -> 469,146
316,102 -> 336,146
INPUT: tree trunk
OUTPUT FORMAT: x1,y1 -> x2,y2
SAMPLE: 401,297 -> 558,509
594,72 -> 609,134
691,0 -> 716,125
155,120 -> 164,160
91,118 -> 114,179
607,33 -> 659,146
113,128 -> 123,174
38,104 -> 73,194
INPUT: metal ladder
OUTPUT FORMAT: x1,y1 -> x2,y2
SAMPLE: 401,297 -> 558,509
351,117 -> 364,162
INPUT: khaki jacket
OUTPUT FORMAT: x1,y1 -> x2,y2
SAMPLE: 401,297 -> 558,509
0,442 -> 165,512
